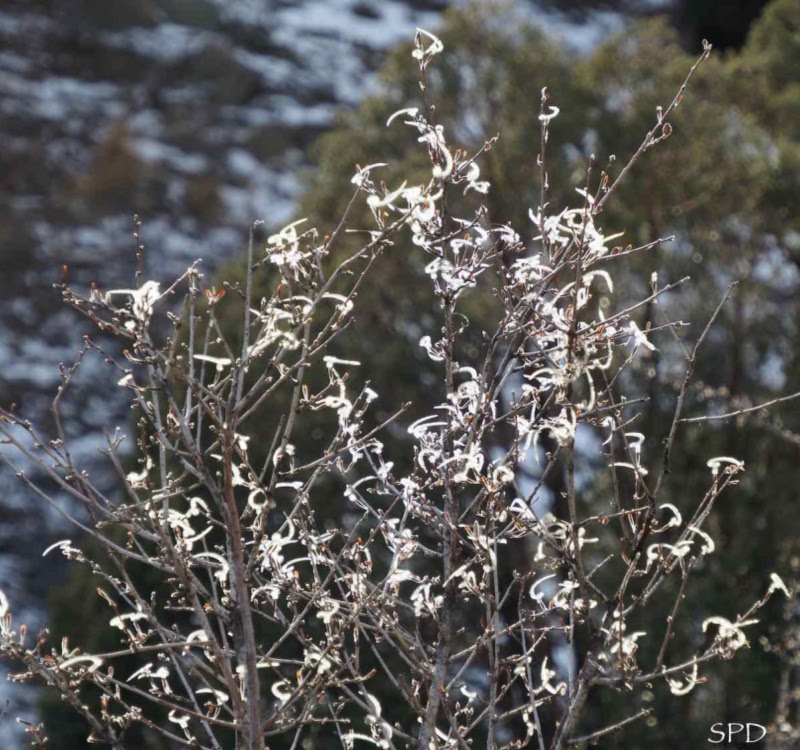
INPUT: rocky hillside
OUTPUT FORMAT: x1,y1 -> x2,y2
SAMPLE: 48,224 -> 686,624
0,0 -> 448,602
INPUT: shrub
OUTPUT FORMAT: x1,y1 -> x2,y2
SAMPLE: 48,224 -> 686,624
0,27 -> 791,750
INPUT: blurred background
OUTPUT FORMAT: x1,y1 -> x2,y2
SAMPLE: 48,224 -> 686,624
2,0 -> 799,747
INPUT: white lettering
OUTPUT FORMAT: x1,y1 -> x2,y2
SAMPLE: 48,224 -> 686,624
708,723 -> 767,743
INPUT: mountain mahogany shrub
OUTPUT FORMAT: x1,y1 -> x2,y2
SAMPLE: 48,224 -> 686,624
0,28 -> 792,750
